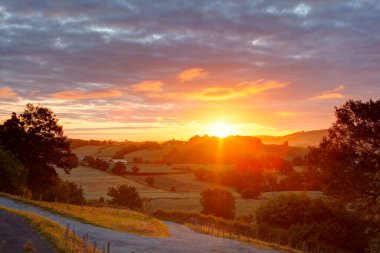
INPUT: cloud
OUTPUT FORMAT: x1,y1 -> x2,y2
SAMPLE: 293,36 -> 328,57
276,111 -> 300,117
311,85 -> 345,100
0,87 -> 17,98
177,68 -> 208,82
132,80 -> 163,92
51,89 -> 122,100
151,79 -> 287,101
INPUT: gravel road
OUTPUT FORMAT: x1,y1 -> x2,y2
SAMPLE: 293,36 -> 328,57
0,197 -> 284,253
0,209 -> 57,253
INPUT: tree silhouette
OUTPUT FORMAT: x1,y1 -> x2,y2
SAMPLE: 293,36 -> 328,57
0,104 -> 77,195
309,99 -> 380,216
200,188 -> 235,219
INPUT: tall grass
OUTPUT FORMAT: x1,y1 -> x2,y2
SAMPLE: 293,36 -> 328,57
1,193 -> 169,237
0,206 -> 100,253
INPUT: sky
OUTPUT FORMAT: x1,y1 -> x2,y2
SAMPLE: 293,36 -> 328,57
0,0 -> 379,141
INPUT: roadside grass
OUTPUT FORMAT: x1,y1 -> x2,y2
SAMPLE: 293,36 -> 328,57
0,206 -> 100,253
0,193 -> 169,237
186,223 -> 300,253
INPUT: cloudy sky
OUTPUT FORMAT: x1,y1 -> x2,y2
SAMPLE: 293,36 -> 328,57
0,0 -> 379,140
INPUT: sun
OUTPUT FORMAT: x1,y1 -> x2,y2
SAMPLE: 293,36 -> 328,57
207,122 -> 237,138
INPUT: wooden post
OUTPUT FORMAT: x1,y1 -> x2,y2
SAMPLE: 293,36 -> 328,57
107,241 -> 110,253
64,224 -> 69,247
83,235 -> 87,253
93,241 -> 97,253
72,230 -> 76,251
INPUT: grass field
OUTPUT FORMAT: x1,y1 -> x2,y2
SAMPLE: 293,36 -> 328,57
0,205 -> 100,253
94,145 -> 124,158
124,147 -> 173,162
1,194 -> 169,237
124,173 -> 229,192
72,145 -> 104,157
58,166 -> 322,217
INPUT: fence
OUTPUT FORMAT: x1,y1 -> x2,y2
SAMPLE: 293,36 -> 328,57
64,223 -> 111,253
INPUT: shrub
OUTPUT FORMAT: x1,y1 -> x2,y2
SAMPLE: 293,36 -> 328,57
200,188 -> 235,219
107,184 -> 142,210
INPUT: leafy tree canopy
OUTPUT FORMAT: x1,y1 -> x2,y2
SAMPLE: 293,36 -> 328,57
107,184 -> 143,209
0,147 -> 27,194
200,188 -> 236,219
0,104 -> 77,194
308,99 -> 380,217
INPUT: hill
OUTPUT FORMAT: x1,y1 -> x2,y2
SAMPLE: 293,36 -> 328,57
256,129 -> 328,147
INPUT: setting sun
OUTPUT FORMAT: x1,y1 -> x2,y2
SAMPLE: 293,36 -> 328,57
207,122 -> 237,138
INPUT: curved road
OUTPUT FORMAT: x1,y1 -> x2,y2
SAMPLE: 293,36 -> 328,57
0,197 -> 283,253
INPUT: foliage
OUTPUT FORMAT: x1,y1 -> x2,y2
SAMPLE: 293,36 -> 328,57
239,187 -> 260,200
193,168 -> 206,180
308,99 -> 380,217
0,104 -> 77,194
111,162 -> 126,175
83,156 -> 109,171
0,148 -> 27,194
200,188 -> 236,219
43,179 -> 85,204
256,193 -> 369,252
107,184 -> 143,210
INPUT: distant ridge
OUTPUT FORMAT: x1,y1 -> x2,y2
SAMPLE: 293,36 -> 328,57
256,129 -> 328,147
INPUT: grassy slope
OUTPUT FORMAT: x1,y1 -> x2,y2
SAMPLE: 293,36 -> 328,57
72,145 -> 104,157
124,147 -> 172,162
0,206 -> 100,253
1,194 -> 169,237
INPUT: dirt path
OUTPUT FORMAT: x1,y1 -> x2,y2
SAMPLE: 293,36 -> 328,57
0,197 -> 284,253
0,209 -> 57,253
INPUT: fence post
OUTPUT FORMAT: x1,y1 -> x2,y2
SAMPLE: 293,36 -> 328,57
93,241 -> 97,253
64,224 -> 69,247
83,235 -> 87,253
73,230 -> 77,251
107,241 -> 110,253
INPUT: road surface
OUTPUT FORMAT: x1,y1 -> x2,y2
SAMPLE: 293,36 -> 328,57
0,197 -> 283,253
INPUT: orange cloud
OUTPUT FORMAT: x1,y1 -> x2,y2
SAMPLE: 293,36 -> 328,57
0,87 -> 17,98
311,85 -> 345,100
276,111 -> 300,117
177,68 -> 208,82
132,80 -> 163,92
150,79 -> 287,101
52,89 -> 122,100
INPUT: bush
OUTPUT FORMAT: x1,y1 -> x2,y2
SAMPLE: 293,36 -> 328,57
0,148 -> 27,195
200,188 -> 235,219
256,193 -> 369,252
107,184 -> 142,210
112,162 -> 126,175
145,177 -> 154,187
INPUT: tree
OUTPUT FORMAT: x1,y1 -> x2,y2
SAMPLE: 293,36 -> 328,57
131,165 -> 140,174
43,180 -> 85,204
145,177 -> 154,187
193,168 -> 206,180
112,162 -> 126,175
240,187 -> 260,201
0,104 -> 78,195
308,99 -> 380,216
0,148 -> 27,194
107,184 -> 143,209
255,193 -> 369,252
200,188 -> 236,219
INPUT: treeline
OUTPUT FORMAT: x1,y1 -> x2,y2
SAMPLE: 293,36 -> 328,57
112,141 -> 161,159
162,135 -> 307,164
153,194 -> 369,253
192,155 -> 315,199
70,139 -> 114,149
